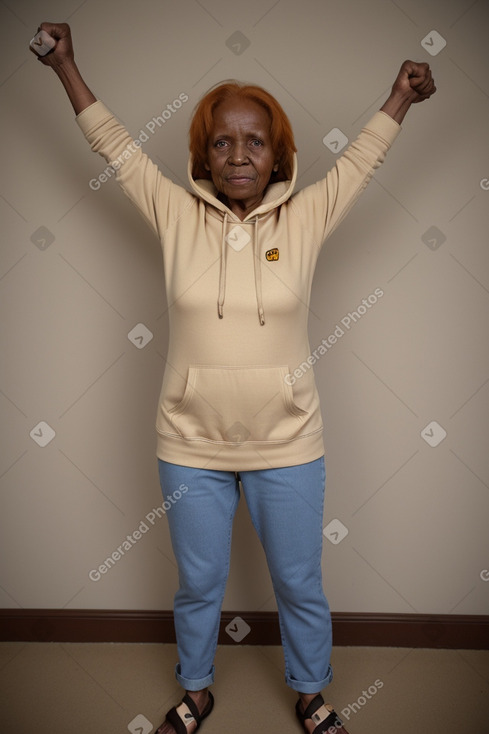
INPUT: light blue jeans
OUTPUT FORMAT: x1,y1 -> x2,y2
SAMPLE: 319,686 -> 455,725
157,456 -> 333,694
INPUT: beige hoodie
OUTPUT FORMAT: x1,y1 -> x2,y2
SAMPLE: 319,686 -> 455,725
76,101 -> 401,470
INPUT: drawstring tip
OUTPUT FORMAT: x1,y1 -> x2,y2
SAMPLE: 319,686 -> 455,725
259,311 -> 265,326
218,304 -> 223,319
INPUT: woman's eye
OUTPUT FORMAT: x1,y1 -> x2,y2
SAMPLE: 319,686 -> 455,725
213,139 -> 263,149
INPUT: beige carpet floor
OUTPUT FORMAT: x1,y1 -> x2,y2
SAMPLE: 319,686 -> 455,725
1,642 -> 488,733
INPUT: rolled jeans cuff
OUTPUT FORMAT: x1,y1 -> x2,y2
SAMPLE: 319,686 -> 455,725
286,664 -> 333,693
175,663 -> 215,691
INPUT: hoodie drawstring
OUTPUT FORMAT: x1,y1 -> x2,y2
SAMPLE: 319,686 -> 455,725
218,215 -> 265,326
217,212 -> 228,319
252,218 -> 265,325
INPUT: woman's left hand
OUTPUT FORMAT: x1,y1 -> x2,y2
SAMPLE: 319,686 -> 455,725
380,60 -> 436,123
391,59 -> 437,104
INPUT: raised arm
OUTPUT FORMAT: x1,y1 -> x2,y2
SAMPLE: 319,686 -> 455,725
31,22 -> 96,115
380,59 -> 436,124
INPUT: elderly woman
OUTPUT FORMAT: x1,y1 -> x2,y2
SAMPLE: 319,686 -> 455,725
34,22 -> 435,734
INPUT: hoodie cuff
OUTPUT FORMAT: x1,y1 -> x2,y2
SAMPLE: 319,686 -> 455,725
75,100 -> 114,136
362,110 -> 402,146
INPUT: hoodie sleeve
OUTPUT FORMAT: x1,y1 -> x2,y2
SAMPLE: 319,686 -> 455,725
290,111 -> 401,249
76,101 -> 195,240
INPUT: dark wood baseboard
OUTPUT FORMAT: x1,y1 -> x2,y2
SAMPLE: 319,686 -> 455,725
1,610 -> 488,649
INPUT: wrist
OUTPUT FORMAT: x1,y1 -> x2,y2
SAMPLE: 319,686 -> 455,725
51,57 -> 78,78
380,89 -> 414,124
52,59 -> 96,115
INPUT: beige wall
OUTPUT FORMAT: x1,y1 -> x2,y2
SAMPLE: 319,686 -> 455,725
1,0 -> 488,617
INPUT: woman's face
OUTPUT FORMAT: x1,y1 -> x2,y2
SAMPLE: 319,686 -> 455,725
205,97 -> 278,218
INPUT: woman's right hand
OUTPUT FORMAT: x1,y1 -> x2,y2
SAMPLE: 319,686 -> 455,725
31,22 -> 75,70
30,22 -> 96,115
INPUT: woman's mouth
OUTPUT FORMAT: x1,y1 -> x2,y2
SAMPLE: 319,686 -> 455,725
226,176 -> 254,185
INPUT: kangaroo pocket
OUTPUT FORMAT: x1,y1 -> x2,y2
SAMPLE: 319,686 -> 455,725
168,365 -> 308,443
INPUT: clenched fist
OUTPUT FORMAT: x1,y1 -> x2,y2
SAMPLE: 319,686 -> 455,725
30,22 -> 74,70
381,59 -> 436,123
391,60 -> 437,103
30,22 -> 96,114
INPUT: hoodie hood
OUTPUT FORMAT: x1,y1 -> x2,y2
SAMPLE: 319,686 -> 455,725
187,153 -> 297,325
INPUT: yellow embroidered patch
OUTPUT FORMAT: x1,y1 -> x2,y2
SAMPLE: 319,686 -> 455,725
265,248 -> 279,261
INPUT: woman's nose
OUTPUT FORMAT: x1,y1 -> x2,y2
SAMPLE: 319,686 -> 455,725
229,143 -> 248,164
